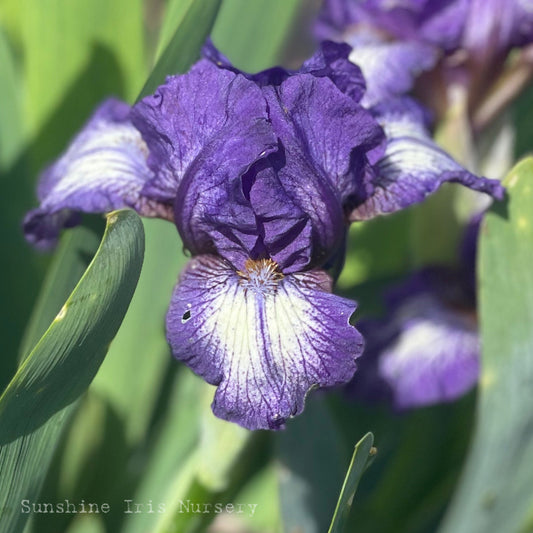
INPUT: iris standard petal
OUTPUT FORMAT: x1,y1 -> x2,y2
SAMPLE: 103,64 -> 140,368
350,97 -> 504,220
299,40 -> 367,102
201,42 -> 383,271
166,254 -> 363,430
24,98 -> 171,249
204,40 -> 367,103
256,73 -> 383,270
132,59 -> 278,266
131,59 -> 277,204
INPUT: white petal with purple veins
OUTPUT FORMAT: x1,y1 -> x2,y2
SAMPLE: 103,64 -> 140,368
351,97 -> 504,220
24,99 -> 172,248
167,255 -> 363,430
379,297 -> 480,408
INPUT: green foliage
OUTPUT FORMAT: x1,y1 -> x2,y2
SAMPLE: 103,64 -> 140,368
0,25 -> 33,389
21,0 -> 145,134
212,0 -> 303,71
328,432 -> 375,533
324,393 -> 475,533
17,0 -> 145,173
278,397 -> 349,533
90,219 -> 184,446
0,211 -> 144,533
438,158 -> 533,533
17,227 -> 101,362
338,210 -> 413,291
0,0 -> 147,392
138,0 -> 221,98
0,27 -> 24,169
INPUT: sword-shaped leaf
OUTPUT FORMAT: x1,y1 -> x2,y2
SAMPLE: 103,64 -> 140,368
0,210 -> 144,533
438,158 -> 533,533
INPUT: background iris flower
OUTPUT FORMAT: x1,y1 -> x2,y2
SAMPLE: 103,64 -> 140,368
350,217 -> 482,408
317,0 -> 533,128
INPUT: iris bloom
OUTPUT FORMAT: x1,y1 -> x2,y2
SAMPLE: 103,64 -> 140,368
316,0 -> 533,120
24,42 -> 502,429
350,218 -> 481,409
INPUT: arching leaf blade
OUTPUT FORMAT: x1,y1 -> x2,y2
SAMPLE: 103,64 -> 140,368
0,209 -> 144,533
138,0 -> 221,99
328,432 -> 375,533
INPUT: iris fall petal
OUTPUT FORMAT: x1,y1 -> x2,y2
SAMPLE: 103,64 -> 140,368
23,99 -> 170,248
350,97 -> 504,220
166,254 -> 363,430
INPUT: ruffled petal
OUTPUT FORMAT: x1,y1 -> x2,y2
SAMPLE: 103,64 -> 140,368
350,97 -> 505,220
198,45 -> 383,271
300,40 -> 367,102
131,60 -> 277,203
271,73 -> 382,205
166,254 -> 363,430
24,99 -> 170,249
257,73 -> 382,270
131,60 -> 278,266
200,42 -> 383,270
204,40 -> 367,103
246,160 -> 315,271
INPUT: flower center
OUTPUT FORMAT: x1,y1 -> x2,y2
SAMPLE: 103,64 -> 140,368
237,258 -> 284,296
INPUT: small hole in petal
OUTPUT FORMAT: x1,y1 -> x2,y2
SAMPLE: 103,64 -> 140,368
181,310 -> 191,323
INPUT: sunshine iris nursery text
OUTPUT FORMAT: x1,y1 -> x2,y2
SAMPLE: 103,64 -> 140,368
20,499 -> 258,516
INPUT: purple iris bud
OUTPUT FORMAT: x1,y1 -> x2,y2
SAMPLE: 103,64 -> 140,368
23,42 -> 502,429
350,218 -> 482,409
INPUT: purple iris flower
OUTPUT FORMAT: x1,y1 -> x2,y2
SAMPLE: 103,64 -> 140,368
350,218 -> 481,409
24,42 -> 502,430
317,0 -> 533,111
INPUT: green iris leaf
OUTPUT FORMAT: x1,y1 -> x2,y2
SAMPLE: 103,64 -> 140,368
438,157 -> 533,533
0,210 -> 144,533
